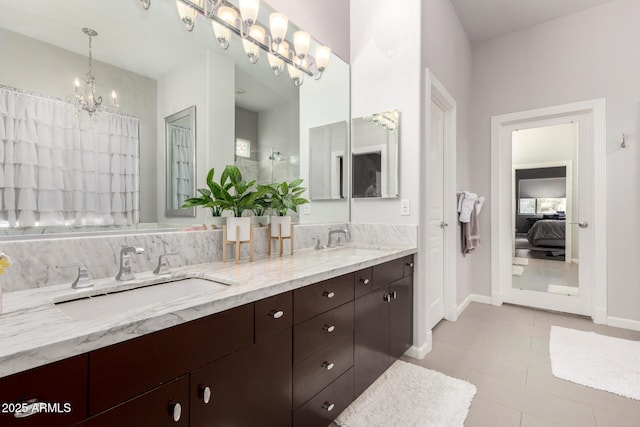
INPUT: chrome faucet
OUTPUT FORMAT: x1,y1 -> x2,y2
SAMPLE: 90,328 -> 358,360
116,245 -> 145,281
327,228 -> 350,248
58,264 -> 93,289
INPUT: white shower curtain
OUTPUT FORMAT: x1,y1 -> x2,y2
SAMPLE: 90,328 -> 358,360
169,124 -> 192,209
0,86 -> 140,227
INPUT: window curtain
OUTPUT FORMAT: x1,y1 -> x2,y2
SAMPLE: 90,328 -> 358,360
0,86 -> 140,227
169,124 -> 191,209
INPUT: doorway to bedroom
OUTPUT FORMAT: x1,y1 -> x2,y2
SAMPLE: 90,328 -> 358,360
512,123 -> 579,295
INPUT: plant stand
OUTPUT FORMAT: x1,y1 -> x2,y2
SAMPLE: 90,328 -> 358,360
222,224 -> 254,263
267,223 -> 294,257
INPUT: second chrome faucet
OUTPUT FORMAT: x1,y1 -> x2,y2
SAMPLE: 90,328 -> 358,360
116,245 -> 145,281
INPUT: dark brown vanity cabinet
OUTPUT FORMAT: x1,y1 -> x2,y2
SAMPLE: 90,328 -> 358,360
354,256 -> 414,397
0,355 -> 88,427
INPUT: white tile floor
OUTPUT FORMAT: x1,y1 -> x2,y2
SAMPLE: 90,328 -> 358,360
402,302 -> 640,427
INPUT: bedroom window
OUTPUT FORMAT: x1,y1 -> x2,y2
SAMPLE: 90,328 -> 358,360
519,198 -> 536,214
536,198 -> 566,214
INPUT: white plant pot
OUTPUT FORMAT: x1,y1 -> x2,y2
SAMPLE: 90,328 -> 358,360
251,215 -> 270,227
270,215 -> 291,238
209,216 -> 226,229
226,217 -> 251,241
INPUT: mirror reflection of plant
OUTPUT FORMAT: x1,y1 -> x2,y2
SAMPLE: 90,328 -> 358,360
253,192 -> 271,217
260,179 -> 309,217
181,168 -> 227,217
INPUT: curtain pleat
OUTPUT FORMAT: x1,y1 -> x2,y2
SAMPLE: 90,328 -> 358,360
168,125 -> 191,209
0,87 -> 140,227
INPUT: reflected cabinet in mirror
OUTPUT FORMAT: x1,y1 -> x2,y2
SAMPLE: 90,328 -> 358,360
309,121 -> 348,200
352,110 -> 399,198
165,106 -> 196,217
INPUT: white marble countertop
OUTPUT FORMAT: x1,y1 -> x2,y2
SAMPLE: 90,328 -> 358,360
0,243 -> 416,379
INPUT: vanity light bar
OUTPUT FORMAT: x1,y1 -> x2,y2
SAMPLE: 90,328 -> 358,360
173,0 -> 330,82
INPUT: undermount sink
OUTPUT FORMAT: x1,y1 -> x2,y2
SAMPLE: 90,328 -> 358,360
55,278 -> 228,321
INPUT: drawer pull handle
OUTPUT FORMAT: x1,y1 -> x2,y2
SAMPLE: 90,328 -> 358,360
360,278 -> 370,285
322,361 -> 335,370
323,324 -> 336,333
269,310 -> 284,319
322,401 -> 335,412
13,399 -> 39,418
169,401 -> 182,422
199,385 -> 212,404
406,262 -> 414,268
323,291 -> 336,299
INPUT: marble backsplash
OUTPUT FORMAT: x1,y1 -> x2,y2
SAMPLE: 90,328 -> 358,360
1,223 -> 417,292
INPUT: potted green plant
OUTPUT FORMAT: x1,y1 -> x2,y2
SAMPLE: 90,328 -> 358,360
181,168 -> 228,227
261,178 -> 309,238
252,192 -> 271,227
214,165 -> 259,241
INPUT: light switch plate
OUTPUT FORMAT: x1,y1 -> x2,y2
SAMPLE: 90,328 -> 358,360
400,199 -> 410,216
302,204 -> 311,215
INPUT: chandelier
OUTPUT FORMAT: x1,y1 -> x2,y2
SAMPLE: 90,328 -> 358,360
141,0 -> 331,87
73,28 -> 118,116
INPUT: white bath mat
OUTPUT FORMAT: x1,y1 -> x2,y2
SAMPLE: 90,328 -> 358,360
335,360 -> 476,427
547,284 -> 579,296
512,265 -> 524,276
550,326 -> 640,400
512,257 -> 529,266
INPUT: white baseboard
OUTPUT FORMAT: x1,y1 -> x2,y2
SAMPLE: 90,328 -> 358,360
491,291 -> 503,306
572,258 -> 579,264
607,316 -> 640,332
406,331 -> 432,359
457,294 -> 492,318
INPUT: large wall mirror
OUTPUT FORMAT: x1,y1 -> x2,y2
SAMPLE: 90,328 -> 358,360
352,110 -> 399,199
309,121 -> 348,200
0,0 -> 350,237
165,105 -> 196,217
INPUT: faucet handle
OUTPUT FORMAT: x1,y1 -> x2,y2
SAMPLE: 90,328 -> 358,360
154,253 -> 178,275
312,237 -> 324,250
57,263 -> 93,289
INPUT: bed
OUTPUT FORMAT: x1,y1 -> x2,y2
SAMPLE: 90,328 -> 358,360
526,219 -> 566,247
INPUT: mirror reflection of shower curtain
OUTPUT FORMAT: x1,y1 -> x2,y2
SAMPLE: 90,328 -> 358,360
169,124 -> 192,209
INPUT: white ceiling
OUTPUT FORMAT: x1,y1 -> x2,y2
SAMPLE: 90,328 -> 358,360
0,0 -> 299,111
450,0 -> 616,42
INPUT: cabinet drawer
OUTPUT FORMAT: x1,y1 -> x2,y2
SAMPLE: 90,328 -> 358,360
78,375 -> 188,427
294,301 -> 354,363
0,355 -> 87,427
293,335 -> 353,409
255,291 -> 292,342
293,368 -> 354,427
88,304 -> 253,415
294,273 -> 354,323
372,257 -> 405,290
403,255 -> 415,277
354,267 -> 373,298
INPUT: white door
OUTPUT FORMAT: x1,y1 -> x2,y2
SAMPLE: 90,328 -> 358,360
502,113 -> 594,316
428,100 -> 445,329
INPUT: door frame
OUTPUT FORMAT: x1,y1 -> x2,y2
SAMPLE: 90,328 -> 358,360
422,69 -> 457,328
490,99 -> 607,323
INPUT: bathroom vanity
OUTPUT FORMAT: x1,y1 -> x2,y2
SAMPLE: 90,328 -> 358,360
0,246 -> 415,427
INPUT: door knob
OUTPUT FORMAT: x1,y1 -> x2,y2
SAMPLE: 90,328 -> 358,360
569,221 -> 589,228
439,221 -> 449,228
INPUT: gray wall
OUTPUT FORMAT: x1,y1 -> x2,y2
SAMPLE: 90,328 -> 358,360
0,27 -> 158,222
235,107 -> 259,161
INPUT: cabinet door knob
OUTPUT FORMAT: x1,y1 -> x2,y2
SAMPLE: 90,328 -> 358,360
13,399 -> 39,418
169,401 -> 182,422
322,401 -> 335,412
199,385 -> 212,404
323,291 -> 335,299
383,294 -> 391,303
269,310 -> 284,319
321,361 -> 335,370
390,291 -> 398,300
359,278 -> 370,285
406,262 -> 414,268
323,324 -> 335,333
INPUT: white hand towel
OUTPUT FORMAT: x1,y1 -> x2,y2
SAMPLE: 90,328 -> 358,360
459,192 -> 477,223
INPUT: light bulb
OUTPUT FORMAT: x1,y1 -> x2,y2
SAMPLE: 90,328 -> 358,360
293,31 -> 310,59
111,90 -> 117,100
176,0 -> 201,32
239,0 -> 259,26
242,25 -> 265,64
269,13 -> 288,45
74,78 -> 81,88
314,46 -> 331,72
268,41 -> 289,76
287,59 -> 306,87
212,6 -> 237,49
